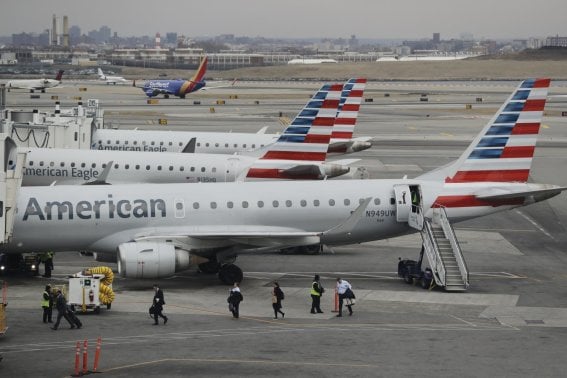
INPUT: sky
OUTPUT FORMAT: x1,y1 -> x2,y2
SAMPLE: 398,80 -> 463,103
2,0 -> 566,40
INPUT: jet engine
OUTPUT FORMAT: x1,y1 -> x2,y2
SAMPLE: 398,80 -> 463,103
117,241 -> 191,279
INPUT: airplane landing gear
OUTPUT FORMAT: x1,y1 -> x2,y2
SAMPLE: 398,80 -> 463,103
218,264 -> 243,285
198,261 -> 221,274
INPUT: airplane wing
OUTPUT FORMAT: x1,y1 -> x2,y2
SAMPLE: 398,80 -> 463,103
132,197 -> 371,252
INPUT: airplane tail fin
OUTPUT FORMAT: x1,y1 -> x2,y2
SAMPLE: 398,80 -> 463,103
245,82 -> 343,179
55,70 -> 64,81
420,78 -> 550,183
332,78 -> 367,140
97,68 -> 105,79
190,56 -> 208,83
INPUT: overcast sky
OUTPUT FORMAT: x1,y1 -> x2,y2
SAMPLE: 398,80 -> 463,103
2,0 -> 566,40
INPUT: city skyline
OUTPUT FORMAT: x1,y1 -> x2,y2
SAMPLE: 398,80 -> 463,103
1,0 -> 566,40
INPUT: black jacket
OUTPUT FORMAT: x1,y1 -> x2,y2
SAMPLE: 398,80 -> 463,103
153,288 -> 165,309
55,293 -> 67,313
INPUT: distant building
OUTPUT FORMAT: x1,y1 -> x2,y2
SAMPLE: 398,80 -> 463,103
545,35 -> 567,47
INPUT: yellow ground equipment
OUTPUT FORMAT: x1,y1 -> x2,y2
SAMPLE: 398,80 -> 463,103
68,267 -> 115,314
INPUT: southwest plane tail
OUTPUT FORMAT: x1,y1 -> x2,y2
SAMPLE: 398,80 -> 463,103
245,83 -> 344,179
420,78 -> 566,219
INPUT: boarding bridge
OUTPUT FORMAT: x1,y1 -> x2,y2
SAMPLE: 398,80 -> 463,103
0,87 -> 104,150
394,184 -> 469,292
0,135 -> 25,244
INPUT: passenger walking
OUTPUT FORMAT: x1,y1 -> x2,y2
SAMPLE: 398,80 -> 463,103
310,274 -> 324,314
152,284 -> 168,325
271,282 -> 285,319
336,278 -> 355,317
51,289 -> 75,330
39,252 -> 54,278
41,284 -> 53,323
227,282 -> 243,319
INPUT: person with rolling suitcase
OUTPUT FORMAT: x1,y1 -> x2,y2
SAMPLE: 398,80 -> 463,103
66,305 -> 82,329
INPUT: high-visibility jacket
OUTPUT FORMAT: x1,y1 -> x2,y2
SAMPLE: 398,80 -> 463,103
310,281 -> 321,297
41,291 -> 50,308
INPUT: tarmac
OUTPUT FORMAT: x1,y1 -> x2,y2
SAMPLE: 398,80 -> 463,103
1,80 -> 567,377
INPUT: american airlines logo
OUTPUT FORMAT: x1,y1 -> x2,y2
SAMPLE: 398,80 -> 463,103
23,195 -> 167,221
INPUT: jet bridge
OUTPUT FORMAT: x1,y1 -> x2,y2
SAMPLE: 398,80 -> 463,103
0,90 -> 104,150
0,134 -> 25,244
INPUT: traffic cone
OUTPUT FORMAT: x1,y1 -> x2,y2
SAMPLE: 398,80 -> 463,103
93,337 -> 102,372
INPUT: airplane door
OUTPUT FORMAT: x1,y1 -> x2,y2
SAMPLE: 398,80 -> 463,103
393,184 -> 412,222
225,158 -> 239,182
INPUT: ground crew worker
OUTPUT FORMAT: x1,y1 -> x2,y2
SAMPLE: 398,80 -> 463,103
310,275 -> 324,314
41,284 -> 53,323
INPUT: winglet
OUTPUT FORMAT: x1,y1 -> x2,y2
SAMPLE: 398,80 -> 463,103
182,137 -> 196,153
84,160 -> 113,185
323,197 -> 371,237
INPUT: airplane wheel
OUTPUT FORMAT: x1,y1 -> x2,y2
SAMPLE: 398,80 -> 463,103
218,264 -> 243,285
164,94 -> 170,99
198,261 -> 221,274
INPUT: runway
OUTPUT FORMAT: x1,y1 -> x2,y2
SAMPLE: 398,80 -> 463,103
1,80 -> 567,376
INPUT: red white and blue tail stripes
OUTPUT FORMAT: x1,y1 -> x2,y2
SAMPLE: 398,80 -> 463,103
446,78 -> 550,183
245,83 -> 343,179
332,78 -> 367,140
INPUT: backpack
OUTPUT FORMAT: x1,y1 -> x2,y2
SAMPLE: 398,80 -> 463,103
276,288 -> 284,301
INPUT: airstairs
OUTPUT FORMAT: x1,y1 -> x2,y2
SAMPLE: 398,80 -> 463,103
414,206 -> 469,291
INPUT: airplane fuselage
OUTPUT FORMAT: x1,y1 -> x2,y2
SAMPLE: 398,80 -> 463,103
143,79 -> 205,98
3,178 -> 534,255
7,79 -> 60,90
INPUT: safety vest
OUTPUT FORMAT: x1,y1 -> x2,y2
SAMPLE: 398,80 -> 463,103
41,291 -> 50,308
310,282 -> 321,297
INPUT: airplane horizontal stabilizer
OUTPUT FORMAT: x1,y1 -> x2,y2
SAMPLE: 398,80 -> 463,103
475,184 -> 567,203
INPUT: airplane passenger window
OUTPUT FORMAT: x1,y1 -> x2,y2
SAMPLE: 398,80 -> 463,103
313,200 -> 320,207
157,166 -> 162,171
91,163 -> 96,168
159,142 -> 163,146
81,163 -> 86,168
344,199 -> 351,206
98,141 -> 102,144
39,161 -> 44,167
257,201 -> 264,208
242,201 -> 249,208
125,141 -> 128,145
261,145 -> 265,148
329,199 -> 335,206
190,167 -> 195,172
286,200 -> 292,207
243,144 -> 247,148
125,164 -> 129,169
272,200 -> 279,208
49,161 -> 54,167
114,164 -> 119,169
215,143 -> 219,147
374,198 -> 381,205
390,198 -> 396,205
102,164 -> 107,169
179,142 -> 183,146
300,200 -> 307,207
142,141 -> 146,145
176,202 -> 183,210
169,142 -> 173,146
169,166 -> 173,171
359,198 -> 365,204
29,161 -> 33,166
134,141 -> 138,145
151,141 -> 155,146
210,202 -> 217,209
135,165 -> 140,170
180,166 -> 184,171
193,202 -> 199,209
71,162 -> 75,167
212,167 -> 217,173
225,143 -> 229,147
197,143 -> 201,147
106,140 -> 110,144
233,144 -> 237,148
60,162 -> 65,167
146,165 -> 150,170
206,143 -> 210,147
116,141 -> 119,144
227,201 -> 234,209
201,167 -> 206,172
